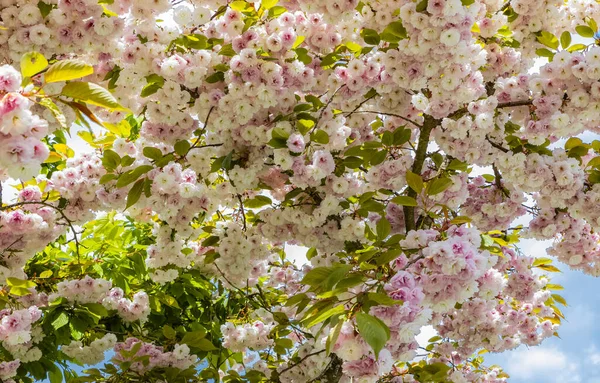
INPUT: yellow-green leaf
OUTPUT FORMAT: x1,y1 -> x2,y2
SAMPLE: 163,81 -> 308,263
261,0 -> 278,9
405,171 -> 423,193
20,52 -> 48,78
61,82 -> 124,111
45,59 -> 94,83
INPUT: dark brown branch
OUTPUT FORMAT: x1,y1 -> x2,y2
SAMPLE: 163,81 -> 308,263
403,115 -> 439,232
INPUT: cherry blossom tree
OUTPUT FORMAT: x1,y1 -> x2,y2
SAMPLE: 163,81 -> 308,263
0,0 -> 599,382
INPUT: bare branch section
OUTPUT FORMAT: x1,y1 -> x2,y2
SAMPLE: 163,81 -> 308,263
404,115 -> 439,232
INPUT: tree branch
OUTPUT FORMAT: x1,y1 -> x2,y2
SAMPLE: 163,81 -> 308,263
344,110 -> 422,128
404,115 -> 439,232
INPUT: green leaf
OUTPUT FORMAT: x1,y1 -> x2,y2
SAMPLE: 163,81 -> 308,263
380,21 -> 407,43
261,0 -> 278,9
52,312 -> 69,330
560,31 -> 571,49
181,330 -> 207,346
326,319 -> 343,355
163,325 -> 177,339
174,140 -> 191,156
536,31 -> 559,50
38,1 -> 54,18
292,35 -> 305,49
245,195 -> 272,208
229,0 -> 248,11
567,44 -> 587,52
140,74 -> 165,98
324,264 -> 353,290
360,28 -> 381,45
576,25 -> 595,38
38,98 -> 67,129
102,149 -> 121,170
366,292 -> 403,306
416,0 -> 428,12
391,196 -> 417,206
82,303 -> 108,317
311,129 -> 329,144
405,171 -> 423,193
20,51 -> 48,78
447,159 -> 468,171
39,270 -> 53,278
302,267 -> 333,286
117,165 -> 153,188
48,366 -> 63,383
61,82 -> 124,111
218,43 -> 236,57
143,147 -> 163,161
426,177 -> 453,196
125,178 -> 145,210
376,217 -> 391,240
6,277 -> 36,288
536,48 -> 555,59
44,59 -> 94,83
355,313 -> 390,358
303,304 -> 345,328
268,5 -> 286,17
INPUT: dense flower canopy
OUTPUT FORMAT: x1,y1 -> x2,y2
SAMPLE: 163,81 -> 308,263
0,0 -> 600,382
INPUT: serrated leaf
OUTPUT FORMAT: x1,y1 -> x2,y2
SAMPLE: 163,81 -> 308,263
355,313 -> 390,358
52,312 -> 69,330
303,304 -> 345,328
426,177 -> 453,196
376,217 -> 391,240
38,98 -> 67,129
61,82 -> 125,111
244,195 -> 272,208
125,178 -> 144,210
45,59 -> 94,83
391,196 -> 417,206
405,171 -> 423,193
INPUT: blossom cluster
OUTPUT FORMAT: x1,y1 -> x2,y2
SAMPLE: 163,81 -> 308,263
113,338 -> 197,374
54,276 -> 150,323
62,333 -> 118,365
220,321 -> 275,353
0,65 -> 50,180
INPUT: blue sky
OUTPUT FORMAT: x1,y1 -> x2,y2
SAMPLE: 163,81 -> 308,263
484,259 -> 600,383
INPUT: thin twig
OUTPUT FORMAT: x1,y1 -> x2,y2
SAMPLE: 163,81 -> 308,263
344,110 -> 423,128
237,194 -> 247,231
277,349 -> 326,376
311,85 -> 346,134
344,93 -> 377,119
1,201 -> 83,261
